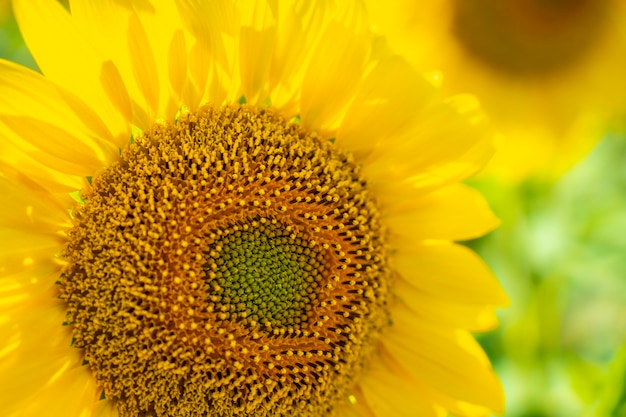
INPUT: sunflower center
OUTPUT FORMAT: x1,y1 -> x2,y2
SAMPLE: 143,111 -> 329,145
452,0 -> 609,76
61,105 -> 388,417
210,221 -> 322,328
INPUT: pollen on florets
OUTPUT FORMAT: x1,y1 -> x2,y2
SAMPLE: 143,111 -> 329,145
60,105 -> 389,417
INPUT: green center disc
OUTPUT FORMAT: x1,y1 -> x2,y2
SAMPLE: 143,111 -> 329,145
209,220 -> 323,327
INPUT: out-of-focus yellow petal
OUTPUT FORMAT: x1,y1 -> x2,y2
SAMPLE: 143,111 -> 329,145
175,0 -> 237,108
367,0 -> 626,181
269,0 -> 330,113
0,139 -> 82,207
167,29 -> 188,115
69,0 -> 148,129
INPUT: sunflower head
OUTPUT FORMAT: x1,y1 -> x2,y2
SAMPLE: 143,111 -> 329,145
60,105 -> 389,416
1,1 -> 507,416
367,0 -> 626,183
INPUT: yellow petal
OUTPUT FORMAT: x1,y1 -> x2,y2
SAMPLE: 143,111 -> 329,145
127,12 -> 161,120
0,229 -> 62,277
386,183 -> 500,242
0,296 -> 85,417
167,29 -> 189,115
133,0 -> 186,119
332,387 -> 374,417
269,0 -> 329,113
358,355 -> 447,417
0,267 -> 60,312
237,0 -> 276,105
13,0 -> 130,143
361,95 -> 494,196
1,118 -> 113,176
74,0 -> 185,124
395,277 -> 500,332
68,0 -> 148,130
0,138 -> 82,196
19,365 -> 97,417
392,242 -> 509,306
384,303 -> 505,413
175,0 -> 237,108
0,174 -> 70,231
0,60 -> 118,171
99,60 -> 134,132
300,4 -> 369,132
338,55 -> 436,157
93,399 -> 119,417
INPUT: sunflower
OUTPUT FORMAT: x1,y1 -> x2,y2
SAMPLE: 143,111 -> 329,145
367,0 -> 626,182
0,1 -> 508,416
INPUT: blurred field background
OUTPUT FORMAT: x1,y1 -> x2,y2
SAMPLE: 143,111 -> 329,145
1,2 -> 625,416
470,135 -> 626,416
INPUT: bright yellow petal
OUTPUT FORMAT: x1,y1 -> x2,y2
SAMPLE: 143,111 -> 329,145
134,0 -> 187,119
0,60 -> 118,172
358,356 -> 447,417
127,12 -> 161,121
71,0 -> 183,126
392,242 -> 509,306
300,3 -> 369,132
367,0 -> 626,182
0,174 -> 70,231
167,29 -> 189,115
385,183 -> 499,242
395,277 -> 500,332
362,95 -> 495,201
0,138 -> 82,196
237,0 -> 276,105
384,303 -> 505,413
0,229 -> 62,277
0,296 -> 85,416
175,0 -> 237,108
0,267 -> 60,313
337,54 -> 436,157
268,0 -> 328,113
18,365 -> 97,417
68,0 -> 146,129
13,0 -> 130,143
93,399 -> 119,417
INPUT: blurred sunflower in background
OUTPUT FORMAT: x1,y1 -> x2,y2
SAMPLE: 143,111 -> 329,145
0,1 -> 508,416
366,1 -> 626,416
367,0 -> 626,182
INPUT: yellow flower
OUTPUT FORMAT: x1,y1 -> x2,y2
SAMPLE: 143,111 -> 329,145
0,1 -> 508,416
367,0 -> 626,182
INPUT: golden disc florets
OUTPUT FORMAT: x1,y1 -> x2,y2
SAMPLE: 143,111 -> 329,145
60,105 -> 389,417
